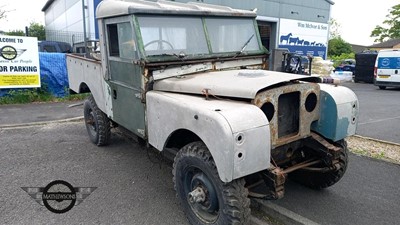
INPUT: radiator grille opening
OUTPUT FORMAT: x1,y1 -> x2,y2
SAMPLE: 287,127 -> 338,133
278,92 -> 300,138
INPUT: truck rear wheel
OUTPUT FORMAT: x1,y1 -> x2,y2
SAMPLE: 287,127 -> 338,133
173,142 -> 250,225
289,140 -> 348,189
83,95 -> 111,146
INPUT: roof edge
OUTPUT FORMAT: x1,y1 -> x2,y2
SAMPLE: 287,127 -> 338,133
325,0 -> 335,5
42,0 -> 55,12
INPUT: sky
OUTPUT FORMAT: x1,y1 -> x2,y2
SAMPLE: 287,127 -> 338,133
330,0 -> 399,46
0,0 -> 398,46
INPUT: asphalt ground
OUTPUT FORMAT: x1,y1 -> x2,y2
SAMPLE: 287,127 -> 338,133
0,82 -> 398,224
0,121 -> 269,225
341,82 -> 400,143
1,121 -> 399,225
0,101 -> 82,126
273,153 -> 400,225
0,122 -> 188,224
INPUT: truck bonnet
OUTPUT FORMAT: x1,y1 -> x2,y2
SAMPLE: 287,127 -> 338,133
153,69 -> 321,99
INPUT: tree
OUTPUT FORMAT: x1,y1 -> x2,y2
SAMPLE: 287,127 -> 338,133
0,5 -> 8,20
370,4 -> 400,42
328,37 -> 353,57
4,22 -> 46,40
0,9 -> 6,20
28,22 -> 45,40
329,18 -> 341,39
5,30 -> 25,36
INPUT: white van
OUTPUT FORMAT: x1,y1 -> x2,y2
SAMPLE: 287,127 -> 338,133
374,49 -> 400,89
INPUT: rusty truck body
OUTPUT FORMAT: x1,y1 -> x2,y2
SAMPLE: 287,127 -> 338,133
67,0 -> 358,224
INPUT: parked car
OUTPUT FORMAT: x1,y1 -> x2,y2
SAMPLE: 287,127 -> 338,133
38,41 -> 73,53
335,59 -> 356,75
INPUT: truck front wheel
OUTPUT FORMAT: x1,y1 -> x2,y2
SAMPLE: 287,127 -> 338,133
173,142 -> 250,225
83,95 -> 111,146
289,140 -> 348,189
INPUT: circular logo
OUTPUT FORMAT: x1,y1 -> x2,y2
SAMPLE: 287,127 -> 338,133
381,58 -> 390,67
42,180 -> 77,214
0,45 -> 18,60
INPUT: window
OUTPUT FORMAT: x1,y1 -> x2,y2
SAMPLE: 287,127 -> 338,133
206,18 -> 260,53
43,45 -> 57,52
138,16 -> 209,56
107,22 -> 136,59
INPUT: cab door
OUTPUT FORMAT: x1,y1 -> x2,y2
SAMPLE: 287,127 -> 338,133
104,17 -> 146,138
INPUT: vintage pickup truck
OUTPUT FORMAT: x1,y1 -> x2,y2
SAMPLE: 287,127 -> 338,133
67,0 -> 358,224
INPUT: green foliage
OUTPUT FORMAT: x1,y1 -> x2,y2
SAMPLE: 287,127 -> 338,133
0,89 -> 89,105
5,30 -> 25,36
370,4 -> 400,42
4,22 -> 45,40
329,52 -> 355,67
0,89 -> 54,104
28,22 -> 46,40
328,37 -> 353,57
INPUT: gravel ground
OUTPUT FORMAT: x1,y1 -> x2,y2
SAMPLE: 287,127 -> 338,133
347,136 -> 400,164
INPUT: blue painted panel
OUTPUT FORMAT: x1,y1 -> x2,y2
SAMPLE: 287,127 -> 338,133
93,0 -> 102,39
311,90 -> 337,140
377,57 -> 400,69
278,44 -> 327,59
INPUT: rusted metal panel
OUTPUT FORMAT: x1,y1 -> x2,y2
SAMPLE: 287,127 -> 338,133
253,82 -> 321,148
152,62 -> 213,80
153,69 -> 320,99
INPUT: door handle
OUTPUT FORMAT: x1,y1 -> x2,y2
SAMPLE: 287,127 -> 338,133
113,90 -> 117,99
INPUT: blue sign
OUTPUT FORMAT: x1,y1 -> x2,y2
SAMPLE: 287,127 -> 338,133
278,19 -> 328,59
377,57 -> 400,69
278,44 -> 327,59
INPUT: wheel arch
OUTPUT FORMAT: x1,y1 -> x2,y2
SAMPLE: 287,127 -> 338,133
164,129 -> 203,153
79,82 -> 91,93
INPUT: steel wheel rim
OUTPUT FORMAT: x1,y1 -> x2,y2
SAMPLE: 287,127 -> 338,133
86,109 -> 97,137
184,167 -> 219,223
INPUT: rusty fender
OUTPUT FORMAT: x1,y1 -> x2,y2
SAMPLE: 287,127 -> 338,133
146,91 -> 271,182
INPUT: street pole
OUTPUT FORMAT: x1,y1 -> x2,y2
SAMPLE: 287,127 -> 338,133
82,0 -> 88,57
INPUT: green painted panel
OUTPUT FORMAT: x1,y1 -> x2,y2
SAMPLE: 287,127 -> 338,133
109,60 -> 146,138
109,60 -> 142,89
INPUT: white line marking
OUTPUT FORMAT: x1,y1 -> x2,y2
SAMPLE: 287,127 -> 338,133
358,116 -> 400,125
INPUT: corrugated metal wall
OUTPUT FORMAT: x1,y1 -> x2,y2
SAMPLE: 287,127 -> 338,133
171,0 -> 331,23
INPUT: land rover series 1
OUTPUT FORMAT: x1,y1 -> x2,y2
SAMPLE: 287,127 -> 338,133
67,0 -> 358,224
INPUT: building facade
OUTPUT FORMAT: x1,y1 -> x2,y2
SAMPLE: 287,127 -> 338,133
369,39 -> 400,51
42,0 -> 333,61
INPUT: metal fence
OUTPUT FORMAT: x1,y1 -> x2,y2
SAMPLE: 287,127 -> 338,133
45,30 -> 95,46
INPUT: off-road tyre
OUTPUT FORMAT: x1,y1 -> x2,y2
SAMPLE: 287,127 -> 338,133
83,95 -> 111,146
289,140 -> 348,189
173,142 -> 250,225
